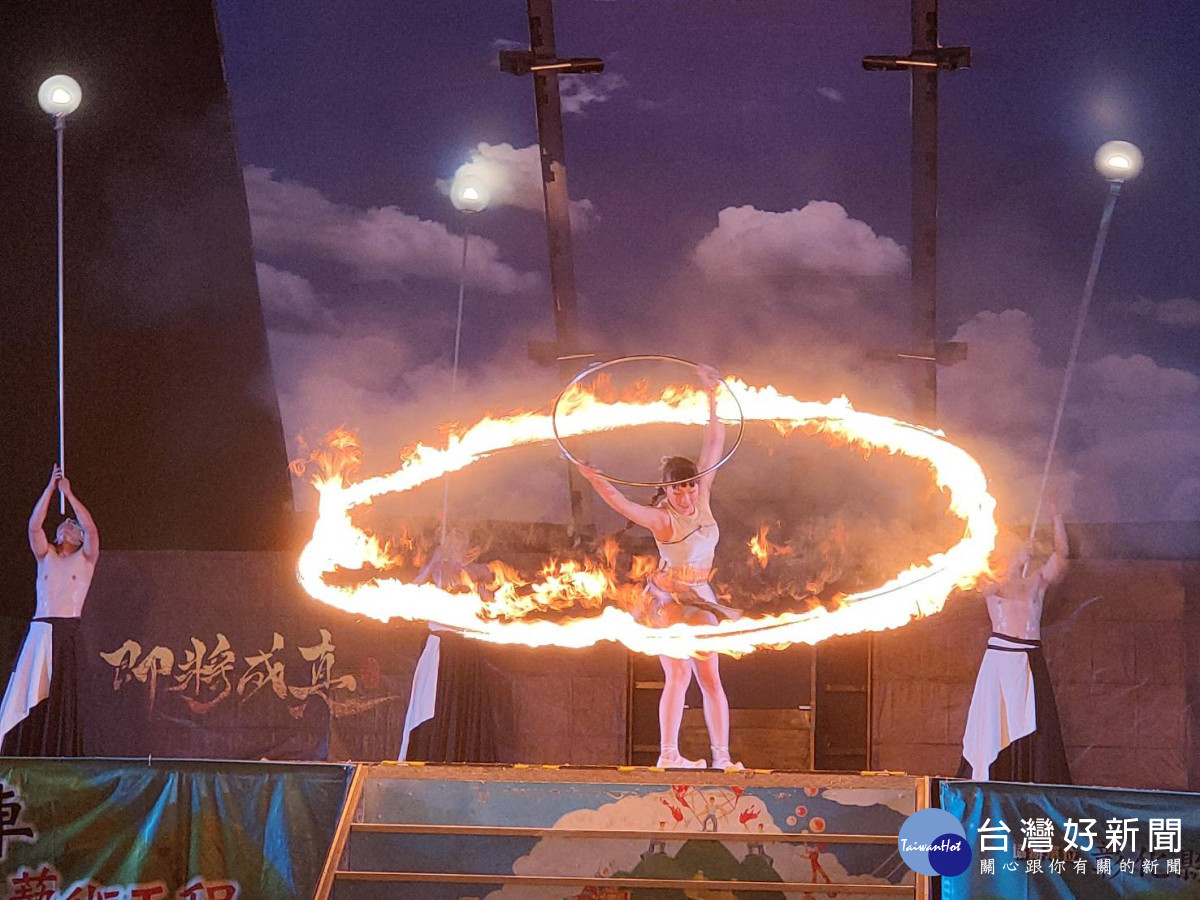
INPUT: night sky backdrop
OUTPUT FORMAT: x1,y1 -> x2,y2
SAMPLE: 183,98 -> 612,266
1,0 -> 1192,580
216,0 -> 1199,526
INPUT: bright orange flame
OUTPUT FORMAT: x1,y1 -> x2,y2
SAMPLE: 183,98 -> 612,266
748,524 -> 791,569
295,379 -> 998,658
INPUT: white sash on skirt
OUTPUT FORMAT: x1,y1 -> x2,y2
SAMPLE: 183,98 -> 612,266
0,621 -> 54,747
398,633 -> 441,761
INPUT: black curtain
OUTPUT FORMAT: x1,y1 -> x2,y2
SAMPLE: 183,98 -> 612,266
406,634 -> 501,763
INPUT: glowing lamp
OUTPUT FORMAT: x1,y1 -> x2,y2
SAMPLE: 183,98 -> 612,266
37,75 -> 82,117
1094,140 -> 1143,181
450,173 -> 490,213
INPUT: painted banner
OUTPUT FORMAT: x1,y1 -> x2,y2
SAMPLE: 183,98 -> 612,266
75,551 -> 425,760
337,768 -> 917,899
0,758 -> 352,899
941,779 -> 1200,897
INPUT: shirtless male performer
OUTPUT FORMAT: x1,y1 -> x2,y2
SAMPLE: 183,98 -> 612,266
958,510 -> 1071,783
0,465 -> 100,756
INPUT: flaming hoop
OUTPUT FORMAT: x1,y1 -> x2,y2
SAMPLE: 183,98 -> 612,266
296,379 -> 998,658
552,355 -> 745,487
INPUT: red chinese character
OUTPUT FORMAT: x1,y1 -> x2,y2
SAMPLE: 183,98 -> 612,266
64,884 -> 122,900
177,881 -> 238,900
9,866 -> 59,900
130,886 -> 168,900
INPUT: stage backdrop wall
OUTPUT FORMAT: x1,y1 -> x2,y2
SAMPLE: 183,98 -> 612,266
872,529 -> 1200,791
0,0 -> 292,618
66,550 -> 626,764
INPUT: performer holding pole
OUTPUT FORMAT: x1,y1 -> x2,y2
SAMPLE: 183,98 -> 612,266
958,506 -> 1071,783
572,364 -> 743,770
0,466 -> 99,756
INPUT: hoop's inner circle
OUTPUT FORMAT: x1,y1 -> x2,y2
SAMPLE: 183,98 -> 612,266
552,355 -> 745,488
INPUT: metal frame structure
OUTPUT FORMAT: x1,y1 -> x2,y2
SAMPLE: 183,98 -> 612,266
318,763 -> 936,898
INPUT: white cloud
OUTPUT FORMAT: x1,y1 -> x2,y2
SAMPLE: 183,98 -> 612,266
244,166 -> 539,295
940,309 -> 1200,522
255,262 -> 325,326
817,86 -> 846,103
693,203 -> 907,285
560,71 -> 629,115
1089,353 -> 1199,403
1127,296 -> 1200,328
441,142 -> 598,232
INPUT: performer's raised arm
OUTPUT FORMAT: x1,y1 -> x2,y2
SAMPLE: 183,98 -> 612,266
574,463 -> 671,541
695,364 -> 724,489
1040,511 -> 1068,586
59,476 -> 100,562
28,466 -> 60,559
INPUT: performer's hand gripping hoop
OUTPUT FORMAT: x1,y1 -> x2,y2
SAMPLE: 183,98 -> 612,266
551,354 -> 745,487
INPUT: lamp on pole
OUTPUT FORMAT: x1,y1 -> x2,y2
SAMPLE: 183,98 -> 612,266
38,74 -> 83,513
440,171 -> 491,549
1027,141 -> 1143,548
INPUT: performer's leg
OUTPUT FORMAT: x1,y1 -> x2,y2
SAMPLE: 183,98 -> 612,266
657,655 -> 704,768
694,653 -> 742,770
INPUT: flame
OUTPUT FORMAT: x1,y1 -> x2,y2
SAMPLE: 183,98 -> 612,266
295,379 -> 998,658
748,524 -> 791,569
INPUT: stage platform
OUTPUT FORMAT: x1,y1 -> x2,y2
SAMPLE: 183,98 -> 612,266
328,763 -> 925,898
12,758 -> 1200,898
0,758 -> 926,899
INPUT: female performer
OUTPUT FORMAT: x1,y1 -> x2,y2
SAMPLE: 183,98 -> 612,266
574,364 -> 742,770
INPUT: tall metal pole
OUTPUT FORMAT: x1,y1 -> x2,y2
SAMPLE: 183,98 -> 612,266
525,0 -> 593,537
441,221 -> 471,549
1026,180 -> 1124,546
56,115 -> 67,514
910,0 -> 939,426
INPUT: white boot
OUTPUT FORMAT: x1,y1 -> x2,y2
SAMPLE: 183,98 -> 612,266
711,746 -> 744,771
656,746 -> 707,769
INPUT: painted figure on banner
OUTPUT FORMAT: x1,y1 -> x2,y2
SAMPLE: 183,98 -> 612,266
959,508 -> 1072,783
573,364 -> 744,770
0,467 -> 99,755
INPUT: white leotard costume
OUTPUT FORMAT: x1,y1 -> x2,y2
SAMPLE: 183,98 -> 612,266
642,484 -> 740,625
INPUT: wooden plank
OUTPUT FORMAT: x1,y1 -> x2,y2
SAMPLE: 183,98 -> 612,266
334,870 -> 914,894
351,822 -> 898,844
313,764 -> 367,900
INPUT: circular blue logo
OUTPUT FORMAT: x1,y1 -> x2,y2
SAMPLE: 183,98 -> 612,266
899,809 -> 972,876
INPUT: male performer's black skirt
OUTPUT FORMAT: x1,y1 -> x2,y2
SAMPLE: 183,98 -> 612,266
957,637 -> 1072,784
406,633 -> 499,764
1,617 -> 84,757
